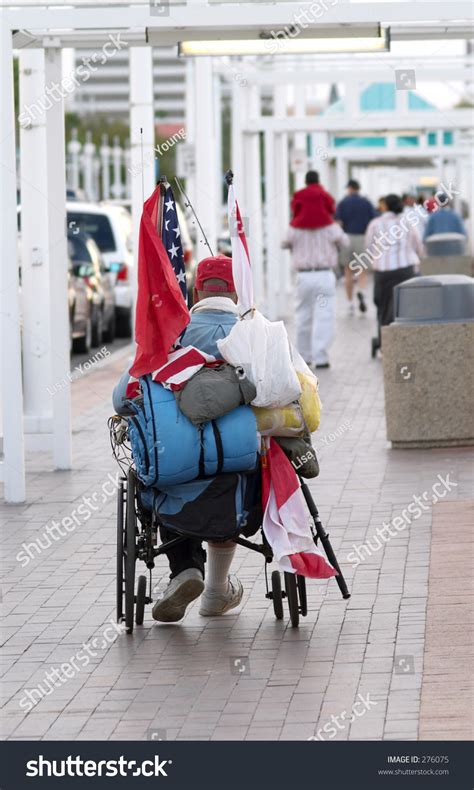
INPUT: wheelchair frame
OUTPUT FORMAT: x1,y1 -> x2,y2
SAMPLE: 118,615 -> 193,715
116,468 -> 350,634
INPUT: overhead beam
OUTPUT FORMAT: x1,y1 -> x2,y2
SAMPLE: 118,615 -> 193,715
245,110 -> 474,133
5,2 -> 473,31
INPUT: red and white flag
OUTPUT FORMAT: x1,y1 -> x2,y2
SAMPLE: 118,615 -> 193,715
228,182 -> 254,316
125,346 -> 222,399
261,439 -> 337,579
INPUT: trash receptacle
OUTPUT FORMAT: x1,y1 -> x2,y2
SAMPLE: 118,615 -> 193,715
381,274 -> 474,448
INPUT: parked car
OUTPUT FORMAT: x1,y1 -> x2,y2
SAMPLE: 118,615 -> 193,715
66,201 -> 133,337
68,264 -> 92,355
68,230 -> 116,348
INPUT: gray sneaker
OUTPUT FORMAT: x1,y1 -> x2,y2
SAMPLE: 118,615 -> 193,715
199,574 -> 243,616
152,568 -> 204,623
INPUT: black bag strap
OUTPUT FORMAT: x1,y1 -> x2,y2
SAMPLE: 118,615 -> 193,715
211,420 -> 224,474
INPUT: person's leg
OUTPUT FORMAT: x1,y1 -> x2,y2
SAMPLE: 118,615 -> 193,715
199,540 -> 243,616
352,235 -> 368,313
312,270 -> 336,367
152,528 -> 206,623
341,238 -> 354,311
344,265 -> 354,309
295,272 -> 315,364
160,526 -> 206,580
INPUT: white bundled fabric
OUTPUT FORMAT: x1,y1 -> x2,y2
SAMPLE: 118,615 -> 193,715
217,309 -> 302,408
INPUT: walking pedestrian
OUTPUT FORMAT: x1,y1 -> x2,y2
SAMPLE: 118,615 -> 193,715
423,193 -> 467,256
335,179 -> 376,315
283,187 -> 348,369
365,193 -> 424,349
290,170 -> 335,230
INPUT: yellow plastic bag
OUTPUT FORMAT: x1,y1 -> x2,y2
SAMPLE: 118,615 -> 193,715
253,372 -> 321,436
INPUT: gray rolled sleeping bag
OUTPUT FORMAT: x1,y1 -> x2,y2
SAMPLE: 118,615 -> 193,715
175,363 -> 257,425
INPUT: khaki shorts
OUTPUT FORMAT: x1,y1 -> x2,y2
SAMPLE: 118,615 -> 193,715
339,234 -> 366,269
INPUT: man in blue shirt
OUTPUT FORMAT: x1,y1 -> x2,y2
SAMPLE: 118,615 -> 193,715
424,194 -> 467,256
336,180 -> 376,315
113,256 -> 245,623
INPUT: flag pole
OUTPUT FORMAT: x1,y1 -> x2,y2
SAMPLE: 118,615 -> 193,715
174,176 -> 214,257
139,127 -> 145,205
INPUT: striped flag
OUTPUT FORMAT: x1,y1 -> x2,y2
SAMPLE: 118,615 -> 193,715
126,346 -> 222,398
228,183 -> 254,316
261,439 -> 337,579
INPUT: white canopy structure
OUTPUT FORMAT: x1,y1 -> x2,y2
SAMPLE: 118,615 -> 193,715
1,0 -> 473,501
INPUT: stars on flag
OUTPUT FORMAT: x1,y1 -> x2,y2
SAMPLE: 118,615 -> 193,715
161,185 -> 187,301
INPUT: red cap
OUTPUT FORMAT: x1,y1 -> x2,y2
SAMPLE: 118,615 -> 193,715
195,255 -> 235,293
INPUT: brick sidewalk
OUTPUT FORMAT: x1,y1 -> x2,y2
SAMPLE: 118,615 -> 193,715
1,285 -> 472,741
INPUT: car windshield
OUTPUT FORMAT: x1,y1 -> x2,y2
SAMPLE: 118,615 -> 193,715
68,212 -> 116,253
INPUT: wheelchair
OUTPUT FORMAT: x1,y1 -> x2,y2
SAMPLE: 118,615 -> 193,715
110,417 -> 351,635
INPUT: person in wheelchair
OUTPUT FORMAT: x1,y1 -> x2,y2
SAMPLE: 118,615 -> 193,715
113,255 -> 257,623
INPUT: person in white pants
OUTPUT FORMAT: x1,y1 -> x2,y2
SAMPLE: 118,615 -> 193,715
282,223 -> 348,368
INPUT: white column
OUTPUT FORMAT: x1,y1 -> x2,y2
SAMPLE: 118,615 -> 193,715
111,135 -> 123,199
82,130 -> 95,200
193,57 -> 218,256
44,47 -> 72,469
293,85 -> 307,190
213,73 -> 223,228
129,46 -> 156,284
231,79 -> 245,191
312,131 -> 331,188
242,85 -> 264,309
68,128 -> 81,192
184,59 -> 196,202
274,86 -> 291,317
19,49 -> 54,451
335,156 -> 349,203
264,130 -> 280,320
0,16 -> 26,502
100,134 -> 111,200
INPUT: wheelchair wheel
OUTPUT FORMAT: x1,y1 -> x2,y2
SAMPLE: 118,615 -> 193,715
116,479 -> 125,624
297,575 -> 308,617
284,572 -> 299,628
124,470 -> 137,634
271,570 -> 284,620
135,575 -> 147,626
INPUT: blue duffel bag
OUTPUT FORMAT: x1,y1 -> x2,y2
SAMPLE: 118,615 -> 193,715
128,375 -> 258,488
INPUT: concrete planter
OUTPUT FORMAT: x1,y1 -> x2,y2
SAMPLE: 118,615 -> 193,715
382,321 -> 474,448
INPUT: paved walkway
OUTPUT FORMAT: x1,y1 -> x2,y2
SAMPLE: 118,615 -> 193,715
1,284 -> 472,741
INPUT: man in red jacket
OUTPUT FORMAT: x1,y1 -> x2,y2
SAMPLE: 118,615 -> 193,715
291,170 -> 335,229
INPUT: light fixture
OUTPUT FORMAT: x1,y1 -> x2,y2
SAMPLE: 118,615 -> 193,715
176,27 -> 389,57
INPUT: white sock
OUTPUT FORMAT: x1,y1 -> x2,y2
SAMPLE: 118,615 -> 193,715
205,545 -> 236,595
